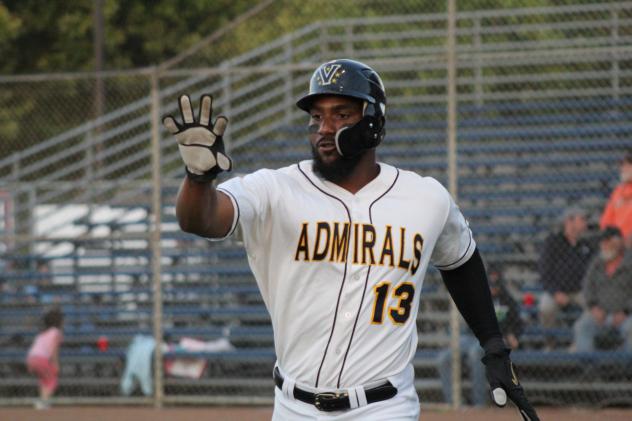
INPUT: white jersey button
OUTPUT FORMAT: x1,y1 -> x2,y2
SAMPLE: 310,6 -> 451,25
352,274 -> 360,280
344,311 -> 353,319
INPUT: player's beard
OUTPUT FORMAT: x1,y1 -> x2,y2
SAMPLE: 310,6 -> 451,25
311,143 -> 365,184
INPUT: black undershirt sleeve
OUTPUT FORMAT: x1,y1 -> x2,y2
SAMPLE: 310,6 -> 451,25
439,248 -> 503,348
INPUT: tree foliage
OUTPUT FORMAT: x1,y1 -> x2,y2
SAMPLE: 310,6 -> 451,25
0,0 -> 251,74
0,0 -> 618,159
3,0 -> 597,74
0,0 -> 252,157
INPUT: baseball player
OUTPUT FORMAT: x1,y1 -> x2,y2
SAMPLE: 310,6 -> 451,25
163,59 -> 540,420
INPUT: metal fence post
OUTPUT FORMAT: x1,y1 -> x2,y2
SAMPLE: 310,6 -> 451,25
473,13 -> 483,107
446,0 -> 462,410
319,22 -> 329,61
284,37 -> 294,126
345,24 -> 354,57
26,185 -> 36,257
11,151 -> 21,182
150,67 -> 164,409
610,6 -> 620,100
222,63 -> 233,150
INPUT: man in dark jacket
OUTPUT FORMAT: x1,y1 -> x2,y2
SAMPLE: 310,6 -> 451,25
538,207 -> 594,332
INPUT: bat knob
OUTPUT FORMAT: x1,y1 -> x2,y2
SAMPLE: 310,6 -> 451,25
492,387 -> 507,406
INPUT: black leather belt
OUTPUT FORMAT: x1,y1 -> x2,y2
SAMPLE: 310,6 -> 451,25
273,367 -> 397,412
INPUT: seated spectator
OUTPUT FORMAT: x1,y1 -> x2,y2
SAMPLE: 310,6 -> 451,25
538,206 -> 594,341
438,265 -> 523,406
600,150 -> 632,248
35,258 -> 57,304
572,226 -> 632,352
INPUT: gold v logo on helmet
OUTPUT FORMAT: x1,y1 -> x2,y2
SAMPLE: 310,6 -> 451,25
318,64 -> 342,86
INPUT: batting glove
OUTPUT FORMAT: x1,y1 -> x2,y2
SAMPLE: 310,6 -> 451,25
482,338 -> 540,421
163,94 -> 232,183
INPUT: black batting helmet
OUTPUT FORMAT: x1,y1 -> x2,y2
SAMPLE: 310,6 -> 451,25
296,59 -> 386,116
297,59 -> 387,156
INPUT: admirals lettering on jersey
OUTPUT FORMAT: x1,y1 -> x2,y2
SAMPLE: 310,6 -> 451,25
294,222 -> 424,275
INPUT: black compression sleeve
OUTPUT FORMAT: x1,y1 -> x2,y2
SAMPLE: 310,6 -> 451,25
439,248 -> 503,347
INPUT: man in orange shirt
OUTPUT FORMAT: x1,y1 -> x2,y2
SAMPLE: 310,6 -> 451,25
601,151 -> 632,247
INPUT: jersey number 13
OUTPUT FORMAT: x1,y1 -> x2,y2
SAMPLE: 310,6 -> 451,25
371,282 -> 415,325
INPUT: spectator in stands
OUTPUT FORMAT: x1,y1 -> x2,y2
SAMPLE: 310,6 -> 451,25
600,150 -> 632,248
438,265 -> 523,406
25,307 -> 64,410
21,259 -> 54,305
572,226 -> 632,352
538,206 -> 594,343
35,258 -> 57,304
0,268 -> 15,307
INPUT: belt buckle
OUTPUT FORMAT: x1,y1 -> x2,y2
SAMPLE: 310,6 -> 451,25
314,391 -> 346,412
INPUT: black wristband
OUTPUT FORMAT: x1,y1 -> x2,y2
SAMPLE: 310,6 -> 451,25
185,166 -> 218,183
483,336 -> 508,355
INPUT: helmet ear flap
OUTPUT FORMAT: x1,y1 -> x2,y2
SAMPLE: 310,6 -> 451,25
361,100 -> 386,148
374,115 -> 386,146
334,114 -> 385,157
367,114 -> 385,147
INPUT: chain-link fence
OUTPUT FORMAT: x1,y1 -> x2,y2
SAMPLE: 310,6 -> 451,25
1,0 -> 632,409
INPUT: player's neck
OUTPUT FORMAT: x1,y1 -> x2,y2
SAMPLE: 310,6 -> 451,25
335,153 -> 380,194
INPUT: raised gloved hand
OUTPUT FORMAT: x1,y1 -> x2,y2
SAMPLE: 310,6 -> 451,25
482,338 -> 540,421
163,94 -> 232,182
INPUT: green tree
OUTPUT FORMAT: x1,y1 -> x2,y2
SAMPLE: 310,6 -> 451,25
0,0 -> 253,74
0,2 -> 21,73
0,0 -> 253,161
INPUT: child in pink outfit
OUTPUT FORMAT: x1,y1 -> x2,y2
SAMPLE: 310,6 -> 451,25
26,307 -> 63,409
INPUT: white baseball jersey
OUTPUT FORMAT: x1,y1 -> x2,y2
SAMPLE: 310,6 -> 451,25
217,160 -> 475,389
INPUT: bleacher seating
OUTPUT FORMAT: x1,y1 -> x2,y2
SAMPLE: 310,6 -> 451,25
2,92 -> 632,405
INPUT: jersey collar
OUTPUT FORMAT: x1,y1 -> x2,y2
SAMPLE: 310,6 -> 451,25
298,160 -> 398,201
